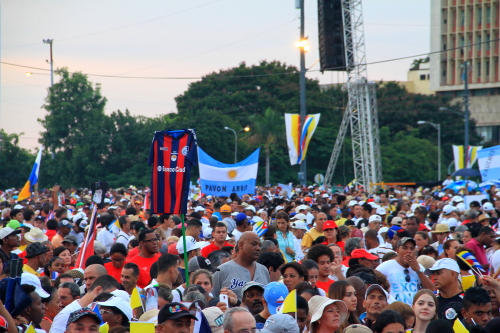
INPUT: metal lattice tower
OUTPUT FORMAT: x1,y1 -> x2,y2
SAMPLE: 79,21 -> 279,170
324,0 -> 382,191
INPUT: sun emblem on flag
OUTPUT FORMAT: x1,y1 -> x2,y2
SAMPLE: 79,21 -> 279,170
227,170 -> 237,179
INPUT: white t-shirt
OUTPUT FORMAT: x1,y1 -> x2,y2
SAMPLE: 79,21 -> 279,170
376,259 -> 425,305
491,249 -> 500,274
96,228 -> 116,252
232,229 -> 243,241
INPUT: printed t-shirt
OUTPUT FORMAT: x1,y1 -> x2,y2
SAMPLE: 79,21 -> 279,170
212,260 -> 270,300
437,292 -> 464,320
127,253 -> 161,288
148,129 -> 198,214
200,241 -> 233,258
316,279 -> 334,294
376,259 -> 425,305
301,229 -> 324,248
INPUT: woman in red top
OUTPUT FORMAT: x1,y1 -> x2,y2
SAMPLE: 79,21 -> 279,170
104,243 -> 128,283
321,220 -> 345,251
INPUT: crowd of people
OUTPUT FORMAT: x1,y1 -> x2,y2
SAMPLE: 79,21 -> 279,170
1,182 -> 500,333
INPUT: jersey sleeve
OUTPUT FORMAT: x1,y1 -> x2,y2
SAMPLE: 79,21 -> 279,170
187,131 -> 198,165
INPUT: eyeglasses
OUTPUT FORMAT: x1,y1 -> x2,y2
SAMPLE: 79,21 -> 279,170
99,309 -> 115,316
403,269 -> 411,283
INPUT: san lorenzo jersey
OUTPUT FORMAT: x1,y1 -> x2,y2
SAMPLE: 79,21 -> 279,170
148,129 -> 197,214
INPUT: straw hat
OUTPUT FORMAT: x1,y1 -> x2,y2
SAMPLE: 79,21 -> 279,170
139,309 -> 159,325
24,227 -> 48,243
431,223 -> 450,233
308,296 -> 348,329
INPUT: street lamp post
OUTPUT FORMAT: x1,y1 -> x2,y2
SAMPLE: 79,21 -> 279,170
224,126 -> 250,163
418,121 -> 441,180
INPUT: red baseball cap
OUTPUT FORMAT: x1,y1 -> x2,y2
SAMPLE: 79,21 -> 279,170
0,315 -> 8,330
168,243 -> 179,255
350,249 -> 379,260
304,197 -> 312,202
322,220 -> 338,230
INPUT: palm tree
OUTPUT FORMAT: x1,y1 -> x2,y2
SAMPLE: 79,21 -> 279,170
247,107 -> 284,185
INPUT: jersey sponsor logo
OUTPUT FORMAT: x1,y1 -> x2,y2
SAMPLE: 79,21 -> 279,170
182,146 -> 189,156
160,147 -> 169,151
157,166 -> 186,172
229,278 -> 246,290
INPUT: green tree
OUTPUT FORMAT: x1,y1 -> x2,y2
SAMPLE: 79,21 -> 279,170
38,68 -> 112,187
0,130 -> 33,189
247,107 -> 285,185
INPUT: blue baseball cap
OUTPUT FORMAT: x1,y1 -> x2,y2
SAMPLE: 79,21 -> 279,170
387,226 -> 403,240
234,213 -> 248,223
264,282 -> 289,315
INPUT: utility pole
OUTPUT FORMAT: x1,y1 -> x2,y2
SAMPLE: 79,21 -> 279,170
298,0 -> 307,187
43,39 -> 54,87
463,61 -> 470,168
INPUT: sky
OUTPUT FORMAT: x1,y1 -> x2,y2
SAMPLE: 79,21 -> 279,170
1,0 -> 431,151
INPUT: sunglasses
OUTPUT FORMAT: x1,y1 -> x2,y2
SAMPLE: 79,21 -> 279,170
404,269 -> 411,283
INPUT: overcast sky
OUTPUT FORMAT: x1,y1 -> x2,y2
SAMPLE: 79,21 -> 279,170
1,0 -> 431,150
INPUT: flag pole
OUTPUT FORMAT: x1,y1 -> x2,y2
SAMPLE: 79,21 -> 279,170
180,214 -> 189,286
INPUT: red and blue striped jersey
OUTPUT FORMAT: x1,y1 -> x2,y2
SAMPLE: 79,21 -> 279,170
148,129 -> 197,214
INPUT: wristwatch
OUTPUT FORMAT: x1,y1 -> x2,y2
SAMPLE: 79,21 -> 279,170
418,267 -> 425,274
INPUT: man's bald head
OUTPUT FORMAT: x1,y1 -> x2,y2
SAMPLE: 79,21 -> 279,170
84,264 -> 107,290
238,232 -> 261,262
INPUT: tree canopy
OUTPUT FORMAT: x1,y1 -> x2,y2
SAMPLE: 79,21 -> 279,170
0,61 -> 484,189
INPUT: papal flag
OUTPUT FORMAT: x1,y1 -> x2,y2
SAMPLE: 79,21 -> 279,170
18,146 -> 43,202
453,145 -> 482,170
285,113 -> 320,165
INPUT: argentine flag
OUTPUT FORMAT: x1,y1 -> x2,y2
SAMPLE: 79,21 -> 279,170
478,145 -> 500,182
18,146 -> 43,202
198,147 -> 260,196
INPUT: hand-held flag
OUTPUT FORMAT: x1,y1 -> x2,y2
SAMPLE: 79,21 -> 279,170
18,146 -> 43,202
281,289 -> 297,314
130,322 -> 155,333
75,205 -> 98,268
452,318 -> 469,333
457,251 -> 484,274
130,287 -> 142,309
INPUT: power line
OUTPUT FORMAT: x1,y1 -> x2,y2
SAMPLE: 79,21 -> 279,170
2,37 -> 495,80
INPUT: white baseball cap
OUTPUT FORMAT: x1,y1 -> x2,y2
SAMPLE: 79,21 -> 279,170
194,206 -> 205,212
290,221 -> 308,230
275,205 -> 285,211
368,215 -> 382,223
244,205 -> 256,213
456,202 -> 466,213
443,205 -> 455,215
376,207 -> 386,215
348,200 -> 358,207
483,202 -> 494,211
451,195 -> 464,203
322,194 -> 330,198
429,258 -> 460,274
291,213 -> 307,221
98,296 -> 133,320
13,204 -> 24,210
365,284 -> 389,301
203,227 -> 213,239
445,217 -> 458,228
21,273 -> 50,298
176,236 -> 204,254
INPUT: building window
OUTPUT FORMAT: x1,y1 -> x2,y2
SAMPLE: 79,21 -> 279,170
444,43 -> 447,50
443,70 -> 447,77
427,74 -> 430,80
486,6 -> 492,24
486,34 -> 491,50
477,61 -> 481,78
486,60 -> 490,76
477,126 -> 494,143
420,74 -> 426,80
460,10 -> 465,26
477,34 -> 482,51
478,8 -> 483,25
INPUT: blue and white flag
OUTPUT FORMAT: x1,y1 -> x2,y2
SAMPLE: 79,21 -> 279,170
478,145 -> 500,181
198,147 -> 260,197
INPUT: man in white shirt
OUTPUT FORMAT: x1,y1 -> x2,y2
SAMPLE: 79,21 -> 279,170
116,215 -> 132,247
376,237 -> 435,305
